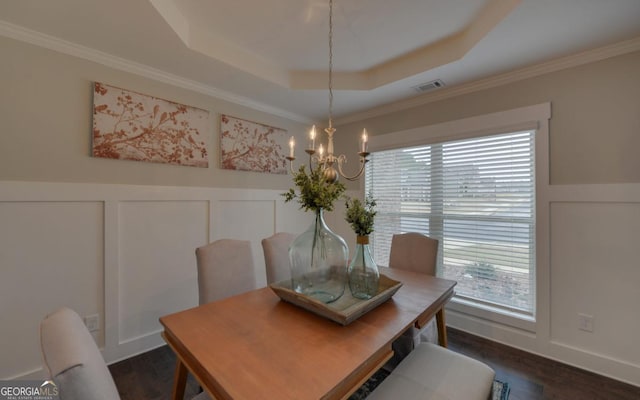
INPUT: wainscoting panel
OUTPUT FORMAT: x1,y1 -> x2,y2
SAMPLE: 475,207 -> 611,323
549,201 -> 640,368
0,181 -> 311,380
117,200 -> 208,345
0,200 -> 104,379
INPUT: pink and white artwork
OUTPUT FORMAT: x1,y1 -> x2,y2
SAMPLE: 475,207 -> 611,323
220,115 -> 288,174
92,82 -> 210,167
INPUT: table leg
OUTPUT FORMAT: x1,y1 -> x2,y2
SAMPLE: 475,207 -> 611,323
171,359 -> 188,400
436,308 -> 447,347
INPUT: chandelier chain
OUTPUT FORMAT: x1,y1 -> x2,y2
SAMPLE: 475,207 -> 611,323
285,0 -> 368,183
328,0 -> 333,129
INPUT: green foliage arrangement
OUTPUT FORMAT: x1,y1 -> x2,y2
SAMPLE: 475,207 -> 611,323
345,194 -> 377,236
282,165 -> 346,212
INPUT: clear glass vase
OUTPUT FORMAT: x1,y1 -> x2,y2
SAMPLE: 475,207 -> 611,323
289,209 -> 348,303
348,236 -> 380,300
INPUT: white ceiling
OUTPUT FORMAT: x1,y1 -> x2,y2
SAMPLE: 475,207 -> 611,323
1,0 -> 640,123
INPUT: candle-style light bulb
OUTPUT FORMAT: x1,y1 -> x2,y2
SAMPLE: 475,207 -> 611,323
361,129 -> 368,153
309,125 -> 316,150
289,136 -> 295,158
318,143 -> 324,157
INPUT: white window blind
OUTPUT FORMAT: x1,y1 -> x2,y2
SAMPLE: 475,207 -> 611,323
366,131 -> 535,314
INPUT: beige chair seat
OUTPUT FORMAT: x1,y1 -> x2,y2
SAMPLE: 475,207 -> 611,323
368,343 -> 495,400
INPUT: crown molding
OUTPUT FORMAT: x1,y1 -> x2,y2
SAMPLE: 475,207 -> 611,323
0,20 -> 312,124
152,0 -> 519,91
3,18 -> 639,128
335,35 -> 640,125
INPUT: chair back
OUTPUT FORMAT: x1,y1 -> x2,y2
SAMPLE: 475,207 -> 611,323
40,307 -> 121,400
196,239 -> 256,305
388,232 -> 439,276
261,232 -> 297,284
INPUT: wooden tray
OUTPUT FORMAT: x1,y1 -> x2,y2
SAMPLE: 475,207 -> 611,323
269,274 -> 402,325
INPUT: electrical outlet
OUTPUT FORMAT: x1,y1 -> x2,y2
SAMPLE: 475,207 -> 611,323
84,314 -> 100,332
578,313 -> 594,332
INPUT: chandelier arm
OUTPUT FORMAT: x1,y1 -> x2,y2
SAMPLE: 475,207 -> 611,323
285,150 -> 319,175
286,157 -> 297,175
336,155 -> 369,181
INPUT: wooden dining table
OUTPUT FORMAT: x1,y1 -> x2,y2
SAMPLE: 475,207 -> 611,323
159,267 -> 456,400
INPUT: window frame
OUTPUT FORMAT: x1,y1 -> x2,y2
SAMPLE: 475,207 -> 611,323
364,103 -> 551,331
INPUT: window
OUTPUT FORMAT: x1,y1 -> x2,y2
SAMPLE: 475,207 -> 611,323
365,130 -> 535,315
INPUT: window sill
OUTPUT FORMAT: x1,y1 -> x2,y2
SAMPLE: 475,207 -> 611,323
447,296 -> 536,332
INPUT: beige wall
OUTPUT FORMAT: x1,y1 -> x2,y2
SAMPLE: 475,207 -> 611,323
0,36 -> 308,190
336,50 -> 640,185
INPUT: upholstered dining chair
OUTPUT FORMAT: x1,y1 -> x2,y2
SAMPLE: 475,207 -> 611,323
367,342 -> 495,400
40,307 -> 121,400
261,232 -> 297,284
389,232 -> 439,275
196,239 -> 256,305
40,307 -> 210,400
388,232 -> 440,365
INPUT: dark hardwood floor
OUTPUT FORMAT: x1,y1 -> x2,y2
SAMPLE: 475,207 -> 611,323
109,345 -> 201,400
446,328 -> 640,400
109,327 -> 640,400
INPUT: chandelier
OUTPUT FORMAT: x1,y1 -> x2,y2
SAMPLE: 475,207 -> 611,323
286,0 -> 369,183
